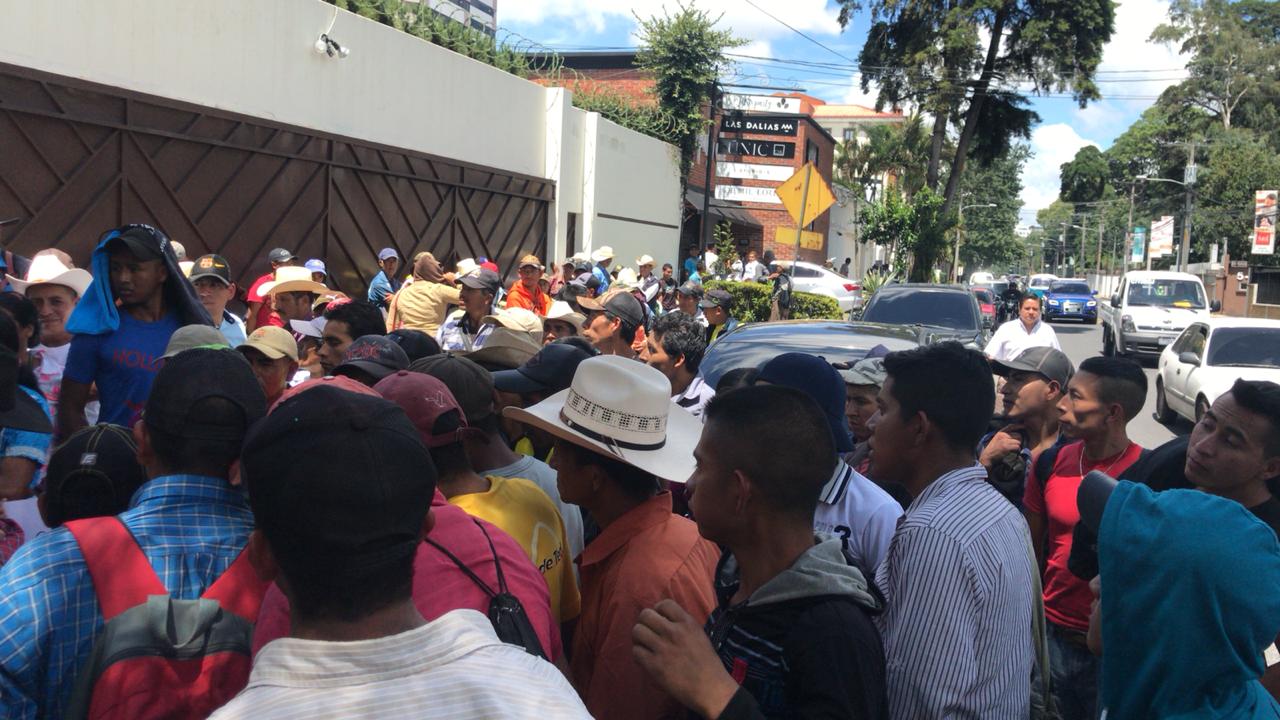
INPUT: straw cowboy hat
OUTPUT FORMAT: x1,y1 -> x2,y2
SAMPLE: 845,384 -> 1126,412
258,266 -> 330,296
504,355 -> 700,482
613,267 -> 640,291
590,246 -> 615,263
6,255 -> 93,297
455,258 -> 480,278
635,254 -> 656,268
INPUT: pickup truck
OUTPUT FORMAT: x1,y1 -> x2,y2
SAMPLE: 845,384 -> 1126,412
1102,270 -> 1220,358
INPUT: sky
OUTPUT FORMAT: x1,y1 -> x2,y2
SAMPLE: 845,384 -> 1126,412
499,0 -> 1190,225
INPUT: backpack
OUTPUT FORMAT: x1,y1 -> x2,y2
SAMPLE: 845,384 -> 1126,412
63,517 -> 269,720
425,519 -> 548,659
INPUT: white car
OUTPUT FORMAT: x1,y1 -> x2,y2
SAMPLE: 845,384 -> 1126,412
1156,318 -> 1280,424
775,261 -> 863,315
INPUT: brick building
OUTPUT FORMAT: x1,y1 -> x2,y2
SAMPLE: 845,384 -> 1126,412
533,52 -> 843,265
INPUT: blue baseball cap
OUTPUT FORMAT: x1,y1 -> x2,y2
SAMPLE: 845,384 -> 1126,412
377,248 -> 398,262
757,352 -> 855,453
304,259 -> 327,276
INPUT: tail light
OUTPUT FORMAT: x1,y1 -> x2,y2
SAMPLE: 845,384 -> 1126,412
843,283 -> 860,292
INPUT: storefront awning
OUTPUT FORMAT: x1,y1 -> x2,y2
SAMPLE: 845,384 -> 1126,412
685,189 -> 763,228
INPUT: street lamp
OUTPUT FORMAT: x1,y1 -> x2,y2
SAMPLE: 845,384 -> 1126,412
953,202 -> 998,283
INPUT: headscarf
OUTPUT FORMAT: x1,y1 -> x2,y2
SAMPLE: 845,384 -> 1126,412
413,252 -> 447,284
1099,482 -> 1280,719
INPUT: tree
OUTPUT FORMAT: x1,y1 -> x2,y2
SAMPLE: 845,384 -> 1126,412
839,0 -> 1114,216
1152,0 -> 1280,130
834,114 -> 933,200
955,146 -> 1029,271
1060,146 -> 1111,205
862,188 -> 952,281
1190,129 -> 1280,263
634,4 -> 745,192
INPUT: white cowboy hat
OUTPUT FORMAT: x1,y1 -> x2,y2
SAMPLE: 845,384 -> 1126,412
258,266 -> 330,296
613,267 -> 640,291
591,246 -> 614,263
635,254 -> 655,267
504,355 -> 700,482
455,258 -> 480,278
6,254 -> 93,297
545,301 -> 585,332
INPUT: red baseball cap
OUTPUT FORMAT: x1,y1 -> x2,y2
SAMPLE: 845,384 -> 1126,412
373,371 -> 481,448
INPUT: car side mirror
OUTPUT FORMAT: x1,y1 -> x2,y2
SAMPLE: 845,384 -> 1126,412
1210,300 -> 1221,312
1110,294 -> 1120,306
1178,351 -> 1201,366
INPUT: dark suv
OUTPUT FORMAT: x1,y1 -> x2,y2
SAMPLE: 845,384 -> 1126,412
860,283 -> 991,350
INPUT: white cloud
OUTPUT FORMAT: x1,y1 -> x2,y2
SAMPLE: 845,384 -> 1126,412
1022,123 -> 1101,216
1088,0 -> 1188,100
502,0 -> 842,45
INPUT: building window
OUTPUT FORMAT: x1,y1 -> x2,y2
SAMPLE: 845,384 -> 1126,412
1255,270 -> 1280,305
843,128 -> 854,142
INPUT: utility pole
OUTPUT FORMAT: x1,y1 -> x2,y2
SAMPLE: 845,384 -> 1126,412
1126,180 -> 1137,269
698,81 -> 720,254
1179,140 -> 1196,272
1078,214 -> 1089,275
1095,217 -> 1105,280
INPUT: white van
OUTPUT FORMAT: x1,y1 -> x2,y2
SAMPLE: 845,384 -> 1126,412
1102,270 -> 1219,357
969,271 -> 995,285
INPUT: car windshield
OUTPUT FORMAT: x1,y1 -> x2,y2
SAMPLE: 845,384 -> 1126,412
973,289 -> 994,303
1050,282 -> 1091,295
1125,279 -> 1206,308
863,290 -> 979,331
1208,327 -> 1280,368
1030,276 -> 1054,288
990,281 -> 1009,295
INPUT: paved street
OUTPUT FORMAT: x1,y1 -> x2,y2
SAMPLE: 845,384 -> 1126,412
1048,319 -> 1186,450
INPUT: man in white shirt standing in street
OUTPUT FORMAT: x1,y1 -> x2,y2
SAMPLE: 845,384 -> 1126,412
216,384 -> 590,720
985,292 -> 1060,361
870,341 -> 1035,719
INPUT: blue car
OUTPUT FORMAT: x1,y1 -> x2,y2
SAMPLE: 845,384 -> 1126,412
1043,279 -> 1099,324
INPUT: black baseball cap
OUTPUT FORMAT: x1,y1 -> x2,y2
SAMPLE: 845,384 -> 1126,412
387,329 -> 441,362
409,354 -> 494,423
700,288 -> 733,310
459,268 -> 502,295
105,225 -> 167,261
268,248 -> 296,263
1077,470 -> 1120,533
990,347 -> 1074,388
242,385 -> 436,579
144,348 -> 267,441
492,342 -> 595,396
578,289 -> 644,327
333,335 -> 411,382
41,424 -> 147,527
0,345 -> 51,434
677,280 -> 704,298
189,254 -> 232,285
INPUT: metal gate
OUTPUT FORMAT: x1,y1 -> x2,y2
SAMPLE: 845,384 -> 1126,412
0,62 -> 552,294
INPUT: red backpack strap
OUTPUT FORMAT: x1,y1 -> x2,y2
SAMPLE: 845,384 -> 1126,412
65,518 -> 167,621
201,550 -> 270,622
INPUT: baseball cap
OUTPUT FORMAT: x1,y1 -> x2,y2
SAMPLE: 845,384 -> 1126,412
378,247 -> 399,262
333,335 -> 410,382
482,307 -> 543,339
578,289 -> 644,328
572,259 -> 593,274
545,301 -> 585,332
162,325 -> 231,359
242,385 -> 435,579
374,371 -> 482,447
268,248 -> 295,263
990,346 -> 1074,388
238,326 -> 300,362
758,352 -> 855,453
409,354 -> 494,423
518,254 -> 542,269
105,226 -> 167,261
189,254 -> 232,285
699,288 -> 733,310
677,280 -> 704,298
492,342 -> 595,396
462,328 -> 541,371
304,259 -> 327,276
386,329 -> 440,362
1077,470 -> 1120,533
41,423 -> 147,527
459,268 -> 501,295
290,316 -> 326,339
144,348 -> 268,441
837,357 -> 886,387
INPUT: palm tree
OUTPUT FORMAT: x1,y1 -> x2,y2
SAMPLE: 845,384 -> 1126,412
833,114 -> 933,201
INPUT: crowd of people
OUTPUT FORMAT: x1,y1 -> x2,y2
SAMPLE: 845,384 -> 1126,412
0,222 -> 1277,719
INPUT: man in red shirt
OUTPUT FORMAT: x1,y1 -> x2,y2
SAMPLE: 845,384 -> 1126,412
245,248 -> 296,332
506,255 -> 551,316
1024,356 -> 1147,720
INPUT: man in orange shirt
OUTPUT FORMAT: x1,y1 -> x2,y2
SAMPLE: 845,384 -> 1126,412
506,255 -> 551,316
506,355 -> 719,720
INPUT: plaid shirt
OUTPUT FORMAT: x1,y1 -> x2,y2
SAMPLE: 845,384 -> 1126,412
436,310 -> 494,352
0,474 -> 253,719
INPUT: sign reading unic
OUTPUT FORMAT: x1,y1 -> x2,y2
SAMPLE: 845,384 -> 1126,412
716,138 -> 796,159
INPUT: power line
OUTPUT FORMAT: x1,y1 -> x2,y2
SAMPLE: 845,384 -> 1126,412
740,0 -> 861,66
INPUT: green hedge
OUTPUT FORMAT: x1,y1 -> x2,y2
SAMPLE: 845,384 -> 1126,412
704,280 -> 843,323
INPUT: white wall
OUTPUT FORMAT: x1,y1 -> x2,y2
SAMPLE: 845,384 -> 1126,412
3,0 -> 683,267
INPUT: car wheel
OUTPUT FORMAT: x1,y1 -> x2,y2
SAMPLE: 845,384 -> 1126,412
1195,396 -> 1210,423
1088,314 -> 1098,325
1103,327 -> 1115,357
1155,379 -> 1177,425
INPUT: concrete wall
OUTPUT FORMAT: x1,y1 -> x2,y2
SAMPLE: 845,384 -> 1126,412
2,0 -> 681,270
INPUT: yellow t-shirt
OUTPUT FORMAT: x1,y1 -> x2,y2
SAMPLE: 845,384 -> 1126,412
449,476 -> 582,623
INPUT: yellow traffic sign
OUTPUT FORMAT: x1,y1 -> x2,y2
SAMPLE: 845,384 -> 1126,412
775,163 -> 836,227
773,227 -> 824,251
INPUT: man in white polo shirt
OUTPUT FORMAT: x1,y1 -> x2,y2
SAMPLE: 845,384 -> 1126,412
985,292 -> 1060,361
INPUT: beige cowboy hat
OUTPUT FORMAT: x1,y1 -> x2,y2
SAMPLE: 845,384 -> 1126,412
504,355 -> 700,482
636,254 -> 656,268
590,246 -> 615,263
455,258 -> 480,278
6,254 -> 93,297
613,267 -> 640,291
258,266 -> 330,296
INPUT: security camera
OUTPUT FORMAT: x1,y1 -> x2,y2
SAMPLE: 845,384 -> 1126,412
314,33 -> 350,59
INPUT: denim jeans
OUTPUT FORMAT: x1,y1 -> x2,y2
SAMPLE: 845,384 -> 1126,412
1032,622 -> 1099,720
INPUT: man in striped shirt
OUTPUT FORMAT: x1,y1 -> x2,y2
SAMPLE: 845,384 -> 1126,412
213,384 -> 589,719
870,342 -> 1036,718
